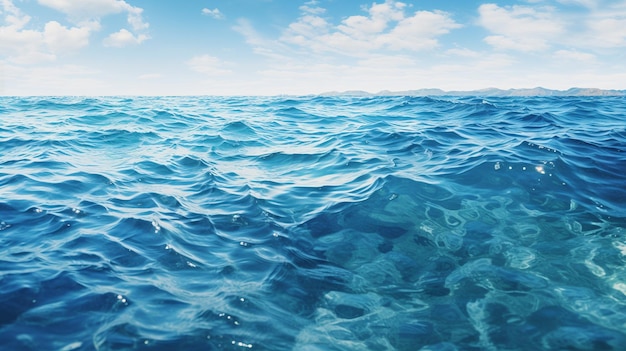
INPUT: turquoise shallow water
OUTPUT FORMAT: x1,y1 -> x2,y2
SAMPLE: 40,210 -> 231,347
1,96 -> 626,350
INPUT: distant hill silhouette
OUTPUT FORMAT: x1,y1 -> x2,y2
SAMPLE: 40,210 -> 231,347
320,87 -> 625,97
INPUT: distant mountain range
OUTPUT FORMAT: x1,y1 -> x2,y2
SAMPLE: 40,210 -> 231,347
320,87 -> 626,97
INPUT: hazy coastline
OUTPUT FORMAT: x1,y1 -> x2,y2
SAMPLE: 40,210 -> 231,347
320,87 -> 626,97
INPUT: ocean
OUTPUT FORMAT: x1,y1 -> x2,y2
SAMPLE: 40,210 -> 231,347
1,95 -> 625,350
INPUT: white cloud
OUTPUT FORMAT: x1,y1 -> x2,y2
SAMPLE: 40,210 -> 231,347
483,35 -> 545,52
446,47 -> 481,58
43,21 -> 91,52
186,54 -> 231,75
585,17 -> 626,47
0,22 -> 50,63
553,49 -> 596,61
38,0 -> 127,17
103,28 -> 148,47
380,10 -> 460,51
498,1 -> 626,50
126,6 -> 148,31
299,1 -> 325,15
245,0 -> 626,94
202,8 -> 223,19
38,0 -> 149,42
1,0 -> 149,65
478,3 -> 564,51
564,1 -> 626,48
0,1 -> 96,63
38,0 -> 144,25
2,0 -> 31,28
280,0 -> 460,56
4,0 -> 625,95
1,0 -> 30,31
337,1 -> 405,38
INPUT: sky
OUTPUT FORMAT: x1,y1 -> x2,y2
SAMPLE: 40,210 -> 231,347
1,0 -> 625,95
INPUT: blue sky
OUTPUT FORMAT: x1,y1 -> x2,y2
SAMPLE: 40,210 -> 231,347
1,0 -> 625,95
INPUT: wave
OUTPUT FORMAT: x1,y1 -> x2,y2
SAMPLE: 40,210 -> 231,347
1,96 -> 626,350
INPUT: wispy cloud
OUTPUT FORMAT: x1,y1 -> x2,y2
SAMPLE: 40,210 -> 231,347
556,0 -> 598,8
233,18 -> 293,61
553,49 -> 596,62
186,54 -> 231,75
479,1 -> 626,52
138,73 -> 162,80
202,8 -> 224,19
584,16 -> 626,48
1,62 -> 105,95
478,4 -> 563,52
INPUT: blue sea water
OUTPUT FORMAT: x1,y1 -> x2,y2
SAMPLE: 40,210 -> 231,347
1,95 -> 626,351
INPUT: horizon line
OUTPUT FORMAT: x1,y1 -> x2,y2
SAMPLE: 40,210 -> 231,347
1,87 -> 625,98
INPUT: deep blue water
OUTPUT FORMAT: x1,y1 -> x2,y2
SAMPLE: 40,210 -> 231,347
1,95 -> 626,351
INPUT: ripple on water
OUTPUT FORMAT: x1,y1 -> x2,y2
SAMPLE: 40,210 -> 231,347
1,96 -> 626,350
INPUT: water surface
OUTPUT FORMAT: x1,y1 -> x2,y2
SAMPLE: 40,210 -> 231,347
1,96 -> 626,350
